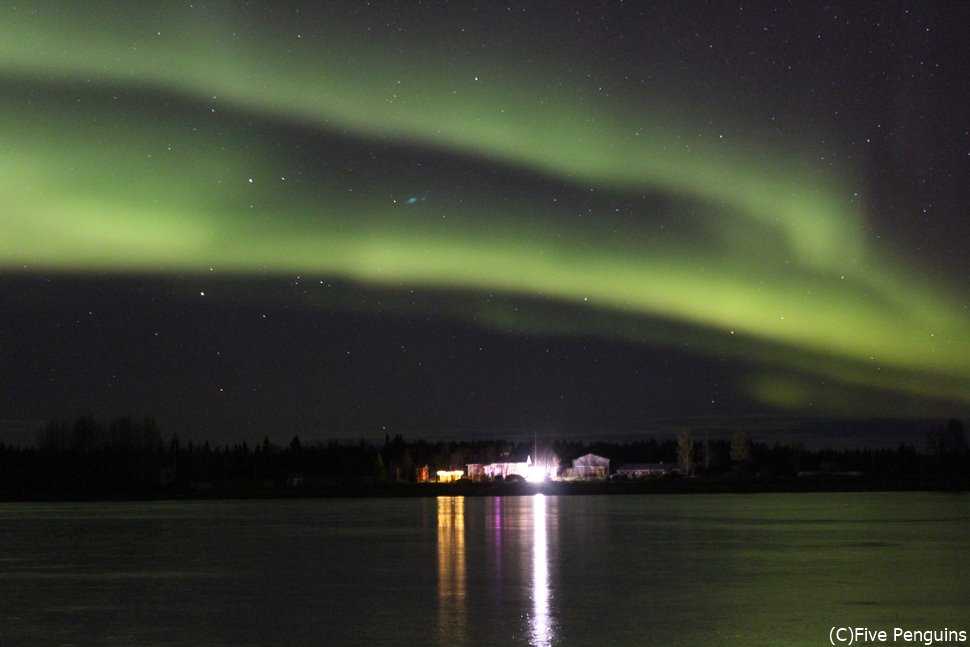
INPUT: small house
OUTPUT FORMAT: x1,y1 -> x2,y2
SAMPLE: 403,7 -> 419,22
571,453 -> 610,479
615,462 -> 681,479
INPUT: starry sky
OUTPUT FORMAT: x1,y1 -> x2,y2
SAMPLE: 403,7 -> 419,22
1,1 -> 968,444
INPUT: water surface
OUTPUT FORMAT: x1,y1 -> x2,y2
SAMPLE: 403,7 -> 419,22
0,492 -> 967,645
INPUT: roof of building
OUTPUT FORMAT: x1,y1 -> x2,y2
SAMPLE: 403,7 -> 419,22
572,453 -> 610,466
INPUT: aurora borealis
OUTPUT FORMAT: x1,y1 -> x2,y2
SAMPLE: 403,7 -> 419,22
2,2 -> 968,440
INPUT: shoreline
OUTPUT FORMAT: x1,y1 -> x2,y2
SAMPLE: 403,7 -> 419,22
2,474 -> 967,502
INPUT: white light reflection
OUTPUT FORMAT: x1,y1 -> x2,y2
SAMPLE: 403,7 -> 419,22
530,493 -> 554,646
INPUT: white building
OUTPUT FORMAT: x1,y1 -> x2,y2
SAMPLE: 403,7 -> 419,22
571,453 -> 610,479
466,455 -> 554,482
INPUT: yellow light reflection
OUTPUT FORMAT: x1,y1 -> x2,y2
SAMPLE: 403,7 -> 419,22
437,496 -> 466,644
530,494 -> 554,647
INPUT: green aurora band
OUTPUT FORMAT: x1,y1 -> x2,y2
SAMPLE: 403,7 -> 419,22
1,3 -> 968,414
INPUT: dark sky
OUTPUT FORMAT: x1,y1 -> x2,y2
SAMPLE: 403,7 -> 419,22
1,2 -> 968,444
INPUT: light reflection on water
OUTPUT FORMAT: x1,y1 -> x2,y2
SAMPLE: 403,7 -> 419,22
437,496 -> 466,644
437,494 -> 557,646
530,494 -> 553,647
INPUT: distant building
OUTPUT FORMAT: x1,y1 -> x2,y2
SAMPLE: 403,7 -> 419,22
571,453 -> 610,479
483,460 -> 529,480
436,469 -> 464,483
615,463 -> 681,479
463,460 -> 528,481
464,455 -> 553,482
416,464 -> 430,483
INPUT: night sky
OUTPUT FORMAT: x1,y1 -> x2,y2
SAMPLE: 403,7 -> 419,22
2,2 -> 968,444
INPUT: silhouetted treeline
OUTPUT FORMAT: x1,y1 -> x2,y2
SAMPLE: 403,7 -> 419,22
0,416 -> 966,498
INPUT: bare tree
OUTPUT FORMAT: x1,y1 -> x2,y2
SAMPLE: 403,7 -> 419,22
677,428 -> 694,476
730,431 -> 753,466
701,433 -> 713,472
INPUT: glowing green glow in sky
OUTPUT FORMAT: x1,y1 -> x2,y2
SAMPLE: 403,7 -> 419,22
1,2 -> 968,414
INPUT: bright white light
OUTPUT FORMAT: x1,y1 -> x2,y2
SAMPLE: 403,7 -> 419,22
525,464 -> 546,483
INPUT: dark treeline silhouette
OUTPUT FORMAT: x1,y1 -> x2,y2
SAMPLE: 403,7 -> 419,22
0,416 -> 967,499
